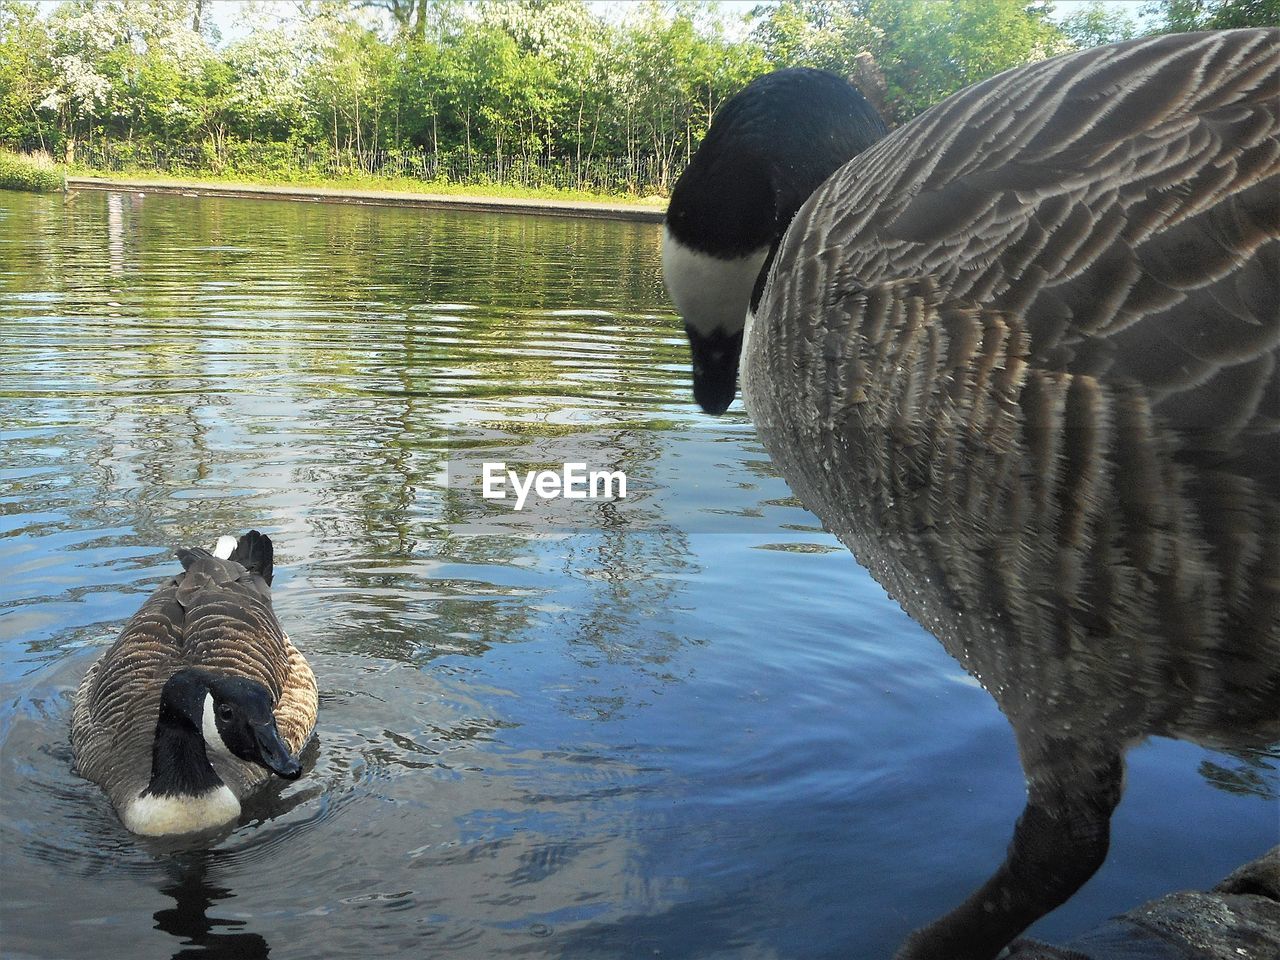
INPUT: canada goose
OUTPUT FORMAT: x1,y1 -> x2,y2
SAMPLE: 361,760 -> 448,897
71,531 -> 317,836
665,30 -> 1278,960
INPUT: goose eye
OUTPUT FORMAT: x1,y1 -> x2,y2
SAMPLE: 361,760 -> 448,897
216,703 -> 235,722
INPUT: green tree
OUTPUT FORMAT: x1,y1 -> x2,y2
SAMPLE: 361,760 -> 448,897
0,1 -> 56,149
391,36 -> 451,160
298,7 -> 397,165
1058,1 -> 1140,48
618,2 -> 766,186
222,23 -> 309,144
751,0 -> 883,74
751,0 -> 1072,125
750,0 -> 889,114
7,0 -> 1266,196
1151,0 -> 1280,30
869,0 -> 1071,123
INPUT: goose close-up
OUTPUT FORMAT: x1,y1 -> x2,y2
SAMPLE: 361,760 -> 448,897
665,28 -> 1278,960
70,531 -> 317,837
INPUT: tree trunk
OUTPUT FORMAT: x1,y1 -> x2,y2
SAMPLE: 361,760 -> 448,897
413,0 -> 427,41
464,109 -> 472,178
576,94 -> 583,172
587,103 -> 600,167
354,95 -> 362,169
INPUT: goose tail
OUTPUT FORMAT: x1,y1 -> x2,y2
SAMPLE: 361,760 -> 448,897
228,530 -> 274,586
175,530 -> 274,586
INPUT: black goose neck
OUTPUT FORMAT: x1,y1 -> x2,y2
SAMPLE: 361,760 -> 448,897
146,670 -> 222,798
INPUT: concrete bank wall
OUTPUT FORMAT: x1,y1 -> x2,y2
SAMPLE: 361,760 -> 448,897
65,176 -> 666,224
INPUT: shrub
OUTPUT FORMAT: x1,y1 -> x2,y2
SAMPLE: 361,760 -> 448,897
0,149 -> 64,193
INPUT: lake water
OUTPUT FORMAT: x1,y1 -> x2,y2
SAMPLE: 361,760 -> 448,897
1,188 -> 1275,960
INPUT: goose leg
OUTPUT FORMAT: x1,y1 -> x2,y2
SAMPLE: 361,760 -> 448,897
894,742 -> 1125,960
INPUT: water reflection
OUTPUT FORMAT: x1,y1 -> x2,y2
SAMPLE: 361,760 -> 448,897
0,188 -> 1274,960
107,191 -> 124,273
0,187 -> 762,957
155,853 -> 271,960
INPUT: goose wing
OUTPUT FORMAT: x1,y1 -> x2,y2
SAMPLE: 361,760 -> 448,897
71,579 -> 189,807
753,29 -> 1278,688
746,34 -> 1278,956
770,28 -> 1277,466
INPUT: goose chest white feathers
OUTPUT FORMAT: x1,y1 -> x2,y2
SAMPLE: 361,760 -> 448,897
665,29 -> 1278,960
71,531 -> 317,836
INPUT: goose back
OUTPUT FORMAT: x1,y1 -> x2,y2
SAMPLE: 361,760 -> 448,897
745,28 -> 1280,748
71,539 -> 317,815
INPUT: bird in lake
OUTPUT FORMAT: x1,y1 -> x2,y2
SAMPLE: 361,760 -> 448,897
71,531 -> 317,837
664,30 -> 1279,960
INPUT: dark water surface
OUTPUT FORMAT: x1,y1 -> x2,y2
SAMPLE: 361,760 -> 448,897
1,189 -> 1275,960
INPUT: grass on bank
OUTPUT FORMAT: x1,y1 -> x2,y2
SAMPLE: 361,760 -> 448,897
2,147 -> 668,205
65,163 -> 669,206
0,149 -> 65,193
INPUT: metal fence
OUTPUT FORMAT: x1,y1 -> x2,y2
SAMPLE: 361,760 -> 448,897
70,142 -> 677,196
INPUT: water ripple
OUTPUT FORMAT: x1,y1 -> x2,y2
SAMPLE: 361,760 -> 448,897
1,189 -> 1274,960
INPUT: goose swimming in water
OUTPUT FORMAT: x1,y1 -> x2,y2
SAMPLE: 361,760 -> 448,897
664,30 -> 1279,960
71,531 -> 317,837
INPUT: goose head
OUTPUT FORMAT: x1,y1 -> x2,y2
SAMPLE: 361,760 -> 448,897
125,669 -> 300,836
663,68 -> 887,414
198,672 -> 302,780
151,668 -> 301,794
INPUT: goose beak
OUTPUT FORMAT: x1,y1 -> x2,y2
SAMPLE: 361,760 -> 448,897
253,721 -> 302,780
687,325 -> 742,415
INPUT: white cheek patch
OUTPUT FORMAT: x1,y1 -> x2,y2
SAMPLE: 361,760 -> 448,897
662,228 -> 768,337
201,693 -> 236,760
